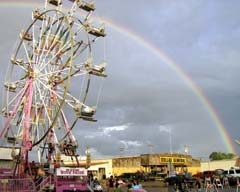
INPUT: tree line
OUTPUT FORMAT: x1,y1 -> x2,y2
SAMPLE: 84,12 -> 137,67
209,152 -> 235,161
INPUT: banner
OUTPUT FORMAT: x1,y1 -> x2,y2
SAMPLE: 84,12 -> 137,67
56,167 -> 88,176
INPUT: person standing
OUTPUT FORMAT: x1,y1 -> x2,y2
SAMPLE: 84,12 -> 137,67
195,179 -> 202,192
165,176 -> 177,192
108,175 -> 115,192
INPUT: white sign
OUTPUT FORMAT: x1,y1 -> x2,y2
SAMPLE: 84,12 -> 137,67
56,167 -> 87,176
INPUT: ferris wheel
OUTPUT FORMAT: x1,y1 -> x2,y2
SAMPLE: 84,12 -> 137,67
0,0 -> 106,173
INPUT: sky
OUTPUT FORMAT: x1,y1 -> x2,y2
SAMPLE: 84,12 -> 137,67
0,0 -> 240,161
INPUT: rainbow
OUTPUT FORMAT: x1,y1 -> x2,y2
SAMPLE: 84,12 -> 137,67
0,1 -> 236,154
102,17 -> 237,155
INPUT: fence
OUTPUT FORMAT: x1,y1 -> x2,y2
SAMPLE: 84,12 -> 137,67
0,177 -> 35,192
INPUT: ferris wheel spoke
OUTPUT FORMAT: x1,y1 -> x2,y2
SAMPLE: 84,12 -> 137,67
39,18 -> 64,60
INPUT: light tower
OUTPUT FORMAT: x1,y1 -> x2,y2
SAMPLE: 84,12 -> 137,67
119,147 -> 124,157
184,145 -> 190,154
148,144 -> 154,154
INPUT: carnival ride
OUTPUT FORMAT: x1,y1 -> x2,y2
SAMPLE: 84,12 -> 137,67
0,0 -> 106,191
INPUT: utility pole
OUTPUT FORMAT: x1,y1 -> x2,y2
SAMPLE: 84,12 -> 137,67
169,127 -> 172,155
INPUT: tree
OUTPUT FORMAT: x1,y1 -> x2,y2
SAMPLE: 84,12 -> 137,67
209,152 -> 235,161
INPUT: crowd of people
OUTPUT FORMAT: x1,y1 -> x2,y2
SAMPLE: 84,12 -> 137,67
105,175 -> 147,192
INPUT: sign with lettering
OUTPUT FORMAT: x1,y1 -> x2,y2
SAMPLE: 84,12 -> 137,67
56,167 -> 87,176
160,157 -> 186,164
